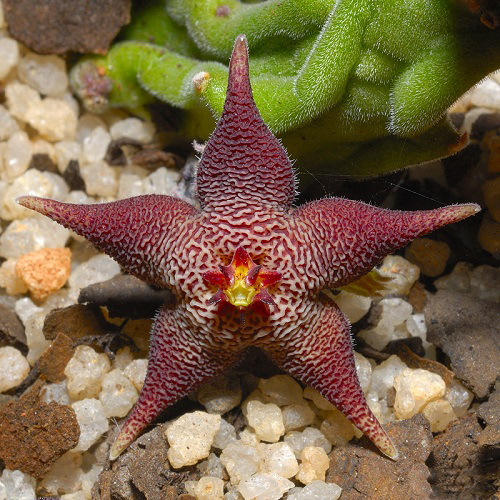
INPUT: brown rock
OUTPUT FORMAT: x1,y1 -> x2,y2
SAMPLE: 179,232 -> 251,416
2,0 -> 132,54
405,238 -> 451,277
0,302 -> 27,354
425,289 -> 500,398
15,247 -> 71,300
0,381 -> 80,479
37,332 -> 75,383
326,414 -> 433,499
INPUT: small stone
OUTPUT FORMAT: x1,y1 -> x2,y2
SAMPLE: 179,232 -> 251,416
368,354 -> 408,400
99,368 -> 138,418
143,166 -> 181,195
378,255 -> 420,295
445,379 -> 474,417
80,160 -> 117,197
220,441 -> 261,484
354,352 -> 372,393
15,247 -> 71,300
0,302 -> 27,353
0,38 -> 19,79
18,53 -> 68,96
82,126 -> 111,163
0,258 -> 29,295
319,408 -> 356,447
117,173 -> 144,198
478,211 -> 500,254
0,470 -> 36,500
42,380 -> 71,406
3,130 -> 33,180
26,97 -> 78,141
258,375 -> 305,406
333,291 -> 372,323
303,387 -> 334,411
185,476 -> 224,500
261,442 -> 299,478
288,480 -> 342,500
71,398 -> 109,451
197,374 -> 242,415
197,452 -> 224,479
54,141 -> 82,173
0,346 -> 30,392
0,104 -> 20,140
64,345 -> 111,400
76,113 -> 107,144
469,265 -> 500,303
110,117 -> 155,143
245,400 -> 285,442
405,238 -> 451,277
468,78 -> 500,109
295,447 -> 330,485
238,472 -> 294,500
282,404 -> 315,431
5,81 -> 41,122
421,399 -> 456,432
123,358 -> 148,391
38,332 -> 74,383
212,418 -> 238,450
166,411 -> 221,468
24,311 -> 50,365
394,368 -> 446,419
284,427 -> 332,459
38,451 -> 83,495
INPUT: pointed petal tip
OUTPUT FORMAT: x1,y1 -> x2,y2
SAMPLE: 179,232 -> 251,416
228,34 -> 250,89
16,195 -> 43,212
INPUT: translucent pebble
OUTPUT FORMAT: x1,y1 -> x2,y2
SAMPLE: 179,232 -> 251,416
0,469 -> 36,500
0,346 -> 30,392
82,126 -> 111,163
288,480 -> 342,500
5,81 -> 41,122
113,347 -> 134,370
166,411 -> 221,468
76,113 -> 107,144
143,166 -> 180,195
80,161 -> 117,197
117,173 -> 144,198
238,472 -> 294,500
422,399 -> 456,432
333,291 -> 372,323
246,401 -> 285,442
42,381 -> 71,405
434,262 -> 472,294
54,141 -> 81,173
469,79 -> 500,109
284,427 -> 332,459
197,452 -> 224,479
258,375 -> 305,406
368,355 -> 408,400
282,404 -> 315,431
394,369 -> 446,419
99,368 -> 138,418
110,117 -> 155,143
64,345 -> 111,400
33,138 -> 56,160
80,463 -> 103,499
123,358 -> 148,391
295,447 -> 330,485
26,98 -> 78,141
24,311 -> 50,365
0,216 -> 70,259
319,408 -> 355,447
71,398 -> 109,451
68,254 -> 120,297
15,297 -> 42,325
224,486 -> 244,500
378,255 -> 420,295
261,442 -> 299,478
366,396 -> 394,424
212,418 -> 238,450
303,387 -> 334,411
445,379 -> 474,417
470,265 -> 500,303
0,104 -> 20,140
60,492 -> 85,500
39,451 -> 83,495
0,258 -> 29,295
197,375 -> 242,415
185,476 -> 225,500
3,130 -> 33,180
354,352 -> 372,393
18,53 -> 68,96
239,428 -> 260,447
0,38 -> 19,80
220,442 -> 261,484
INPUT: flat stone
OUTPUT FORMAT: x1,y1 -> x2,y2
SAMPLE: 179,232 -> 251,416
3,0 -> 132,54
0,382 -> 79,479
37,332 -> 75,383
326,415 -> 433,499
425,290 -> 500,398
0,303 -> 27,354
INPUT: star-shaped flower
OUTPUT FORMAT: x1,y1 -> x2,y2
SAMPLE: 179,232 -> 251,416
18,35 -> 479,462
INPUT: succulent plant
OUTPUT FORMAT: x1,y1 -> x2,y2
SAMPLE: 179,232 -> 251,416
71,0 -> 500,176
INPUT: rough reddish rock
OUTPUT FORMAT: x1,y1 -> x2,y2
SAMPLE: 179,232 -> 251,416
15,247 -> 71,300
0,302 -> 27,354
37,332 -> 75,383
2,0 -> 132,54
425,289 -> 500,398
326,415 -> 433,499
0,382 -> 80,479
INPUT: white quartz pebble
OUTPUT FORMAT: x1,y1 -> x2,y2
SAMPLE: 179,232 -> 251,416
284,427 -> 332,459
39,451 -> 83,495
0,346 -> 30,392
0,469 -> 36,500
377,255 -> 420,295
110,117 -> 155,143
26,98 -> 78,141
5,81 -> 41,122
238,472 -> 294,500
64,345 -> 111,400
212,418 -> 238,450
303,387 -> 335,411
282,404 -> 315,431
319,407 -> 356,447
166,411 -> 221,468
82,126 -> 111,163
24,311 -> 50,365
197,375 -> 242,415
368,355 -> 408,400
220,441 -> 261,484
185,476 -> 225,500
123,358 -> 148,391
0,38 -> 19,80
54,141 -> 81,173
99,368 -> 138,418
445,379 -> 474,417
295,446 -> 330,484
71,398 -> 109,451
394,369 -> 446,419
258,375 -> 305,406
0,104 -> 20,140
422,399 -> 457,432
288,480 -> 342,500
354,351 -> 372,393
42,381 -> 71,405
80,160 -> 117,197
246,401 -> 285,442
0,258 -> 29,295
261,442 -> 299,478
18,53 -> 68,96
3,130 -> 33,181
333,291 -> 372,323
143,166 -> 180,195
